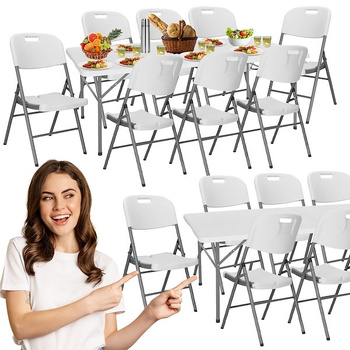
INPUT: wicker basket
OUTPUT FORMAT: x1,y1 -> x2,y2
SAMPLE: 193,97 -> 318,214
82,48 -> 112,60
162,36 -> 197,54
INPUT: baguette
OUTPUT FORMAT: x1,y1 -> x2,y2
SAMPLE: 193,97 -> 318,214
148,13 -> 168,33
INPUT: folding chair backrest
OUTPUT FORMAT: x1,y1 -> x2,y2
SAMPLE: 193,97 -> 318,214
308,171 -> 350,204
199,175 -> 250,209
188,6 -> 237,38
255,173 -> 304,207
313,209 -> 350,250
194,51 -> 247,92
246,213 -> 302,254
127,55 -> 182,96
82,11 -> 133,42
257,45 -> 308,84
123,195 -> 177,230
282,7 -> 331,38
136,8 -> 182,40
10,33 -> 66,69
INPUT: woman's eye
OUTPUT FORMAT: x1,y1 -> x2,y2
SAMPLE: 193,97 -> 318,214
66,193 -> 74,199
42,196 -> 53,201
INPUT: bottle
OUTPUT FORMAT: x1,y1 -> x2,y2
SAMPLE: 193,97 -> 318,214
141,18 -> 150,53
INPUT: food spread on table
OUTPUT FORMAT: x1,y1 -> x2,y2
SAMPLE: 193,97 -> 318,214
184,51 -> 207,60
82,60 -> 109,69
204,38 -> 223,46
226,28 -> 254,40
116,44 -> 133,52
234,45 -> 259,54
119,57 -> 142,66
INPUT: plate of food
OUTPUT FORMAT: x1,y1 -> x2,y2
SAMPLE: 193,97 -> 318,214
115,44 -> 134,53
234,45 -> 263,56
78,60 -> 113,70
203,38 -> 226,46
117,56 -> 143,67
183,51 -> 207,61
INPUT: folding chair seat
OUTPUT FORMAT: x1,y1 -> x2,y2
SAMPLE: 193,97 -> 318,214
80,11 -> 136,122
221,213 -> 305,346
171,51 -> 251,176
269,7 -> 336,123
123,195 -> 198,311
195,176 -> 255,287
289,209 -> 350,340
307,171 -> 350,263
254,173 -> 312,264
235,45 -> 311,169
4,33 -> 87,166
103,55 -> 186,187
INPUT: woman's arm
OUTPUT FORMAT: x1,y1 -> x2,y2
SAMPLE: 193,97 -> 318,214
5,271 -> 138,340
104,276 -> 196,350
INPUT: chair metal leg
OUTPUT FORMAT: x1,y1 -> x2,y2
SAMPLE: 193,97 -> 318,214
243,265 -> 264,346
103,117 -> 121,170
3,88 -> 19,145
74,108 -> 87,154
79,76 -> 85,119
194,242 -> 203,285
328,284 -> 342,315
208,125 -> 222,155
255,107 -> 273,169
185,267 -> 198,312
23,104 -> 39,166
323,56 -> 337,105
161,270 -> 171,292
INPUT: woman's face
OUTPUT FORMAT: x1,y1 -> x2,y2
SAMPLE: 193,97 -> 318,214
39,172 -> 81,241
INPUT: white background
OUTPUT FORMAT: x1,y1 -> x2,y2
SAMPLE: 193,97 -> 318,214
0,0 -> 349,349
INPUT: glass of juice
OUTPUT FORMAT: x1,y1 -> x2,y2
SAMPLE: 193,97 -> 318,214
198,40 -> 206,50
132,44 -> 141,57
254,36 -> 262,47
263,36 -> 272,48
117,47 -> 126,58
157,45 -> 166,55
206,44 -> 215,53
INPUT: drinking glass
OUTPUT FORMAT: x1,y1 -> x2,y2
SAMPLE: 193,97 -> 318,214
263,36 -> 272,48
206,44 -> 215,53
117,47 -> 126,58
254,36 -> 262,47
132,44 -> 141,57
198,40 -> 206,50
157,45 -> 166,55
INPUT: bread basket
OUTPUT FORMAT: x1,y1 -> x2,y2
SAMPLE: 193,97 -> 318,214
162,21 -> 197,54
82,48 -> 112,60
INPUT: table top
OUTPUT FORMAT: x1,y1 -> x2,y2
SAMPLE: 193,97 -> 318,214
184,204 -> 350,244
66,38 -> 263,78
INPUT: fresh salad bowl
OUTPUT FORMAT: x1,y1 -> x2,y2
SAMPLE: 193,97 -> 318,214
227,28 -> 254,47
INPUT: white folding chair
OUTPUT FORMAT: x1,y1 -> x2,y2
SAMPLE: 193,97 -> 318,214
195,176 -> 254,289
4,33 -> 87,166
269,7 -> 336,123
123,195 -> 198,311
172,51 -> 251,175
80,11 -> 136,121
255,173 -> 312,264
103,55 -> 186,186
188,6 -> 237,38
308,171 -> 350,263
290,209 -> 350,340
235,45 -> 311,169
221,213 -> 305,346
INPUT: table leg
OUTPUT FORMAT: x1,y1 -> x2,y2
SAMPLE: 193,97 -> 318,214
213,242 -> 221,323
94,76 -> 103,156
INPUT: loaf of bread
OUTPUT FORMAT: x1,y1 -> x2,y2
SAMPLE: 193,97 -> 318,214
148,13 -> 168,33
167,23 -> 180,38
182,24 -> 196,38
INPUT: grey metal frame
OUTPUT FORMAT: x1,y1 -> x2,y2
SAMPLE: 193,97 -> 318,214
122,223 -> 197,311
221,246 -> 305,346
170,83 -> 251,176
103,88 -> 186,186
4,63 -> 86,166
234,77 -> 311,169
269,33 -> 336,124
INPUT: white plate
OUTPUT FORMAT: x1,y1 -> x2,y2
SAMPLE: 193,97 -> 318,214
233,47 -> 264,56
181,52 -> 207,62
199,38 -> 227,47
78,60 -> 113,70
116,57 -> 144,67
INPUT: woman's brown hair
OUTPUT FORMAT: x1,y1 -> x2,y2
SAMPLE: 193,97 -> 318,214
22,160 -> 104,285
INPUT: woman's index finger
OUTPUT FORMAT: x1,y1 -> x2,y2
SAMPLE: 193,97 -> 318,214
174,276 -> 197,291
115,271 -> 139,286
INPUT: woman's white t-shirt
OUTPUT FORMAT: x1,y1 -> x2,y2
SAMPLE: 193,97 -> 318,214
0,237 -> 125,350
